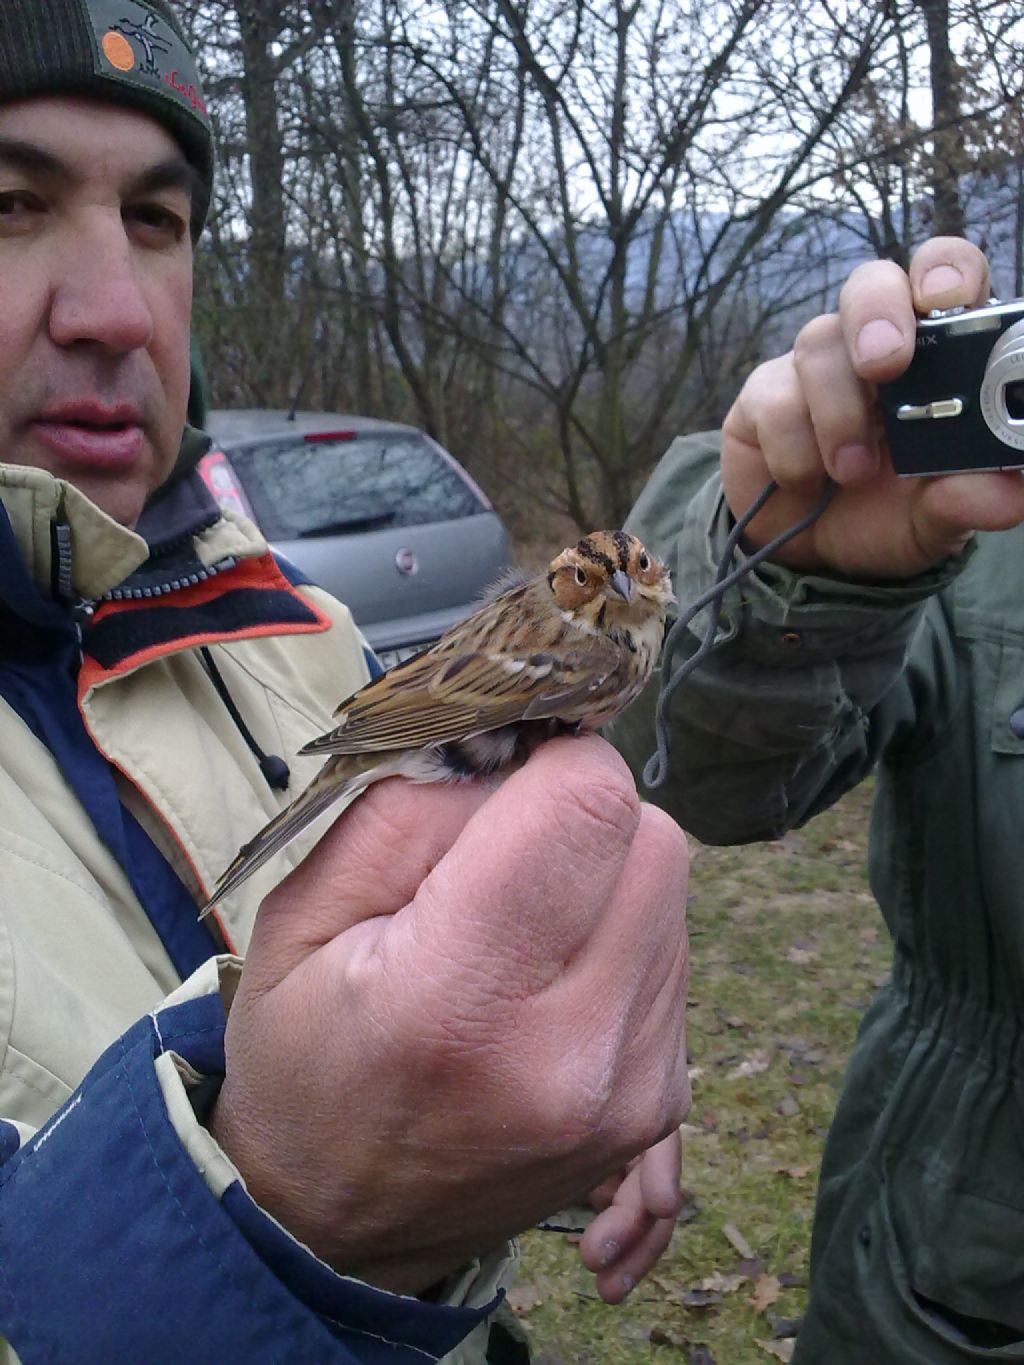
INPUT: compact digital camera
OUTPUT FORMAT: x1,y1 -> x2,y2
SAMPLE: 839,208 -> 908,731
879,297 -> 1024,476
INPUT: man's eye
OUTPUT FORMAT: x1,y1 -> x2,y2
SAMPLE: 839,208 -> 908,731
124,203 -> 188,242
0,191 -> 43,228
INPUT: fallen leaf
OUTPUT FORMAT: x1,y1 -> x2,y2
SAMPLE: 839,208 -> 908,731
757,1339 -> 794,1361
767,1314 -> 804,1339
722,1222 -> 756,1259
776,1094 -> 801,1118
751,1274 -> 783,1313
687,1065 -> 706,1082
696,1270 -> 749,1295
678,1287 -> 722,1310
775,1163 -> 812,1180
650,1325 -> 690,1349
506,1283 -> 543,1314
785,946 -> 816,965
736,1257 -> 767,1279
777,1272 -> 808,1289
725,1049 -> 772,1081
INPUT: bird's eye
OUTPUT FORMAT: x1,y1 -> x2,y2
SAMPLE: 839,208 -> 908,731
638,552 -> 650,571
574,566 -> 587,585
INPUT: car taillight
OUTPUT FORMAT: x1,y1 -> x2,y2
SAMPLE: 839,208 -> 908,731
303,430 -> 358,442
198,449 -> 256,522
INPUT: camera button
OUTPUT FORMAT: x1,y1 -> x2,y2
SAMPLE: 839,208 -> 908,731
896,399 -> 964,422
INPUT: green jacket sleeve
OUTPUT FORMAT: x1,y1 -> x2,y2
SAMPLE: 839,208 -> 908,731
610,431 -> 969,844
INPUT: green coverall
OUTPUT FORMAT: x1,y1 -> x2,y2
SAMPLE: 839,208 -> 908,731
613,431 -> 1024,1362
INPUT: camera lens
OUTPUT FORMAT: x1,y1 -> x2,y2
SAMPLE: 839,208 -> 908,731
981,318 -> 1024,447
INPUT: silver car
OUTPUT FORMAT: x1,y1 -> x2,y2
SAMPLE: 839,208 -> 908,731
198,410 -> 511,669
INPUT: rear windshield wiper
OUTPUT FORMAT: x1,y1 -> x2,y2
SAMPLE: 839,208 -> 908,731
296,511 -> 397,537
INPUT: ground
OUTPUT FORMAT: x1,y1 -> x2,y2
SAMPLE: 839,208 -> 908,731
509,781 -> 886,1364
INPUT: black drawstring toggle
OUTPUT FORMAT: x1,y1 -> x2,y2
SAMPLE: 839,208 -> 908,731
259,753 -> 292,790
198,646 -> 291,791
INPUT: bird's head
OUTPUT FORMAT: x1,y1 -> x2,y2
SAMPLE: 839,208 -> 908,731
546,530 -> 674,628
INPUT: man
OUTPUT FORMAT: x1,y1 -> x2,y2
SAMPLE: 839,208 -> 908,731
0,4 -> 691,1362
614,237 -> 1024,1360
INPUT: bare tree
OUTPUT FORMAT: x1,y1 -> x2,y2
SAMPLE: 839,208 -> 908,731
914,0 -> 967,236
379,0 -> 898,525
181,0 -> 1024,532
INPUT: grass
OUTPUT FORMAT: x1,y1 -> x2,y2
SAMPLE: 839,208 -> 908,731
507,781 -> 887,1364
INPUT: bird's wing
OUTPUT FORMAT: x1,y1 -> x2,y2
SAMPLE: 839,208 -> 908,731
301,631 -> 621,756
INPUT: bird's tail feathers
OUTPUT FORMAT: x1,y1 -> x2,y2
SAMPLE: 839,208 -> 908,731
198,771 -> 363,918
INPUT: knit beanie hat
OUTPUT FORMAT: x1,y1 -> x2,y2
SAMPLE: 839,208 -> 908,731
0,0 -> 213,235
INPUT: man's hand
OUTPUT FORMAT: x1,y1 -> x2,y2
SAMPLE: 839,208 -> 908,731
579,1129 -> 682,1303
722,237 -> 1024,578
211,735 -> 690,1296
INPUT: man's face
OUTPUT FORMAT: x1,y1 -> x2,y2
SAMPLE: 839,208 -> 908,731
0,96 -> 195,527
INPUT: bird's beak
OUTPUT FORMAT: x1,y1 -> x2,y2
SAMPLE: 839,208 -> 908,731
610,569 -> 633,603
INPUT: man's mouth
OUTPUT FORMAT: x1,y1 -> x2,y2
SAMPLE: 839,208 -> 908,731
31,402 -> 144,467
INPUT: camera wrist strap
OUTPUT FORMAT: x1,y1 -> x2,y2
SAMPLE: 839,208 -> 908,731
643,477 -> 837,790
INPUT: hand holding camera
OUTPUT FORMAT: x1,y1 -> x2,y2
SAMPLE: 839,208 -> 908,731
719,236 -> 1024,580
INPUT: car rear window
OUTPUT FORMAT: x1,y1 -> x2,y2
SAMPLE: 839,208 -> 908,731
224,433 -> 484,540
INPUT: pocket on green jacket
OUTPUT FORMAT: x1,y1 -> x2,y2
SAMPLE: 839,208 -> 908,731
871,1166 -> 1024,1357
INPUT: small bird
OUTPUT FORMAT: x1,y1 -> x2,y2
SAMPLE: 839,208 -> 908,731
201,530 -> 673,913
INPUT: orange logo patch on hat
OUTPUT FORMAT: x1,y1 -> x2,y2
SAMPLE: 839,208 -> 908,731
101,30 -> 136,72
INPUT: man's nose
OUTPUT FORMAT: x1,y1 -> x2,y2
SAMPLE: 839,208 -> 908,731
48,210 -> 154,354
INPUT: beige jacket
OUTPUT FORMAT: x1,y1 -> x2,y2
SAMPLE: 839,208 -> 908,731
0,463 -> 512,1364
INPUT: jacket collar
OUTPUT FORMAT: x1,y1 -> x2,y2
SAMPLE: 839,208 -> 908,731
0,463 -> 149,608
0,444 -> 270,625
0,444 -> 333,684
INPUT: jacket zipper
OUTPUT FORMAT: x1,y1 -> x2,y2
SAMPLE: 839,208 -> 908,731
48,520 -> 236,952
98,554 -> 239,602
52,517 -> 238,647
